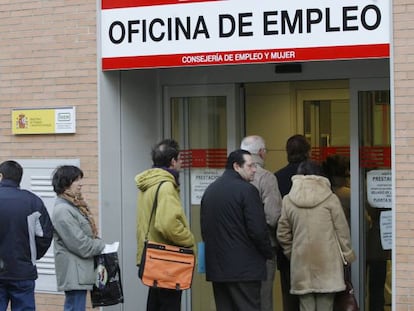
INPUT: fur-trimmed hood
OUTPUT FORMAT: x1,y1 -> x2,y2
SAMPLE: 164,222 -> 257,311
288,175 -> 332,208
277,174 -> 355,295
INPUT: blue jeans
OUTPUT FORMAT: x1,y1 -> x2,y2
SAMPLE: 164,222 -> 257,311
64,290 -> 87,311
0,280 -> 35,311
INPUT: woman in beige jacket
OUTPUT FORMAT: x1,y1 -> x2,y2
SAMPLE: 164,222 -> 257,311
277,160 -> 355,311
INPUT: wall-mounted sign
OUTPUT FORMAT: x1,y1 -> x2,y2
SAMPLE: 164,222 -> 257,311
367,169 -> 392,209
12,107 -> 76,135
101,0 -> 390,70
191,168 -> 224,205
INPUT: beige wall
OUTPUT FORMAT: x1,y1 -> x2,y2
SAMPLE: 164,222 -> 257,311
393,1 -> 414,310
0,1 -> 98,310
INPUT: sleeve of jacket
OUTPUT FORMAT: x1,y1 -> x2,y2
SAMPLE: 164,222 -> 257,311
155,182 -> 195,248
53,203 -> 105,258
276,197 -> 293,259
243,185 -> 274,259
259,171 -> 282,228
330,194 -> 356,264
34,197 -> 54,260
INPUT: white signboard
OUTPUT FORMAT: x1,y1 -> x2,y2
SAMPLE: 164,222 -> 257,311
101,0 -> 390,70
380,210 -> 392,250
191,168 -> 224,205
367,169 -> 392,209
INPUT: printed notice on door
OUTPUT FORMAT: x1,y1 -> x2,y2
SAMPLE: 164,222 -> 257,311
380,210 -> 392,250
191,168 -> 224,205
367,169 -> 392,209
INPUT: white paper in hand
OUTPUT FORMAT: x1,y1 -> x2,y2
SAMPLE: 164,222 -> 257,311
102,241 -> 119,254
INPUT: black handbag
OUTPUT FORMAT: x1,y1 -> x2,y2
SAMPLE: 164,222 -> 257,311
90,252 -> 124,308
334,266 -> 359,311
334,233 -> 359,311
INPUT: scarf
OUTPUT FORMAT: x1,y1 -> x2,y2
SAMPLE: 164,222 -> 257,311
153,166 -> 180,185
59,189 -> 99,238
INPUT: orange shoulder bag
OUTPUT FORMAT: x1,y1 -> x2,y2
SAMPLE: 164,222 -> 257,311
138,181 -> 195,290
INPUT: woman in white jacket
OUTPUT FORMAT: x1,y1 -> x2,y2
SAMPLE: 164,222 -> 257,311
277,160 -> 355,311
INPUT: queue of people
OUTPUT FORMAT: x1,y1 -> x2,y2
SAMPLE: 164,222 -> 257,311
0,134 -> 357,311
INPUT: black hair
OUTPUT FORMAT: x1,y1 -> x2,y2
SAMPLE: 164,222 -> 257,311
52,165 -> 84,195
322,154 -> 350,178
286,134 -> 311,163
297,159 -> 324,176
151,139 -> 180,167
225,149 -> 251,170
0,160 -> 23,185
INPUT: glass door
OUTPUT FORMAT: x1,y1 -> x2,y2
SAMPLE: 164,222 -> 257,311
350,78 -> 392,311
163,84 -> 241,311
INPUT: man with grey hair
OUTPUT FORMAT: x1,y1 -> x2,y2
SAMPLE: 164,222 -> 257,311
241,135 -> 282,311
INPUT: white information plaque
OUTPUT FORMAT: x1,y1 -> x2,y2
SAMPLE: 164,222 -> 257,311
191,168 -> 224,205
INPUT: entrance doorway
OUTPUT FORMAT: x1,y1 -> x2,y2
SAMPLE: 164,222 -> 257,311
164,79 -> 391,311
244,80 -> 350,311
164,84 -> 241,311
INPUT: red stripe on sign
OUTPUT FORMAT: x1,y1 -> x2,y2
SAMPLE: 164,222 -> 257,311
102,44 -> 390,70
102,0 -> 221,10
181,149 -> 227,168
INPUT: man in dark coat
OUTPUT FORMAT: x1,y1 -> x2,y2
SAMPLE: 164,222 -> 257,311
201,149 -> 273,311
0,160 -> 53,311
274,134 -> 310,311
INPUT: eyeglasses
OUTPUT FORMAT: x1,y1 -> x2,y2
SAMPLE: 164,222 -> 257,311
245,163 -> 257,168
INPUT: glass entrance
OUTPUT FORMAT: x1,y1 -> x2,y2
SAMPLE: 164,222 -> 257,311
359,90 -> 392,311
164,79 -> 392,311
245,81 -> 351,311
164,84 -> 240,311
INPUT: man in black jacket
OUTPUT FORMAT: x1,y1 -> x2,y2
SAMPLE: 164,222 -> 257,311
0,160 -> 53,311
201,149 -> 273,311
274,134 -> 310,311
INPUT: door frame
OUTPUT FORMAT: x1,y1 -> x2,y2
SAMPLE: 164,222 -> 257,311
296,87 -> 350,146
163,84 -> 242,151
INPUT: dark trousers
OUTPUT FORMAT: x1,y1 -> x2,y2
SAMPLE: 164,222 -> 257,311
277,251 -> 300,311
367,260 -> 387,311
212,281 -> 261,311
147,287 -> 182,311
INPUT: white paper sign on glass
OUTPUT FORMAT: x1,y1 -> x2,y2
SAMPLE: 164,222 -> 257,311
367,169 -> 392,209
380,210 -> 392,250
191,168 -> 224,205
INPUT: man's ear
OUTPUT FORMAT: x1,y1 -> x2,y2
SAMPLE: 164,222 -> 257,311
0,173 -> 3,182
258,148 -> 266,159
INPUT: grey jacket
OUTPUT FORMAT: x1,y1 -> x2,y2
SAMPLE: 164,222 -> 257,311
250,154 -> 282,247
52,197 -> 105,291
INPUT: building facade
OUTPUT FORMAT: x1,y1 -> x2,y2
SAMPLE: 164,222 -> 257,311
0,0 -> 413,310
